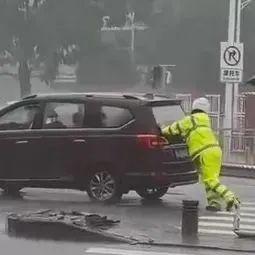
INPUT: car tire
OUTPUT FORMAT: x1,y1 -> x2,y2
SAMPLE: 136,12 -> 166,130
136,187 -> 169,200
2,185 -> 21,196
87,169 -> 122,203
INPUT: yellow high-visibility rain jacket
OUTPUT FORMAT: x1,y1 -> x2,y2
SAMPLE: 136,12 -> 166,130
162,112 -> 220,160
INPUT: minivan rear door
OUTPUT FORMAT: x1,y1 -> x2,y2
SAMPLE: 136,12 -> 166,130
151,101 -> 190,161
151,102 -> 185,128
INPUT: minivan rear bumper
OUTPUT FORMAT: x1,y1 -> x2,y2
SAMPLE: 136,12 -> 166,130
124,161 -> 198,189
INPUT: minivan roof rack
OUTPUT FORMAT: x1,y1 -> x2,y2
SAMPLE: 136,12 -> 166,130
23,94 -> 37,100
123,94 -> 140,100
143,93 -> 154,99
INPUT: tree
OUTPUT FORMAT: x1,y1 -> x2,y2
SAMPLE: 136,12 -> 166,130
0,0 -> 103,94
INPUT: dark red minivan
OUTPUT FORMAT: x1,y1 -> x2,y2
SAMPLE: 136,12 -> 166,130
0,93 -> 198,202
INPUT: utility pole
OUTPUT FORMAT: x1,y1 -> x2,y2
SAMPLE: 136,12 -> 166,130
233,0 -> 242,129
224,0 -> 236,131
224,0 -> 253,130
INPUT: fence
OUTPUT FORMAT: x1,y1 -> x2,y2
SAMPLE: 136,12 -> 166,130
233,94 -> 246,131
206,94 -> 222,132
175,93 -> 223,132
175,94 -> 192,113
220,132 -> 255,165
174,93 -> 255,166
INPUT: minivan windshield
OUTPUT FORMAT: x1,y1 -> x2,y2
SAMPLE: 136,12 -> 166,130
152,104 -> 185,127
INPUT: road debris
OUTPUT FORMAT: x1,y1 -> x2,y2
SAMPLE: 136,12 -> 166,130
6,210 -> 129,243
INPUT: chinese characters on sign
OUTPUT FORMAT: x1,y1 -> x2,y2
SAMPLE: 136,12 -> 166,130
220,42 -> 243,83
221,69 -> 242,82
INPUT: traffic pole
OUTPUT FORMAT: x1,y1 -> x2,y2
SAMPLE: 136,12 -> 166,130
224,0 -> 236,131
233,0 -> 242,129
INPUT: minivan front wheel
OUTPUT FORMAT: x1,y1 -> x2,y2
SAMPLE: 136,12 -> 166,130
136,187 -> 169,200
87,170 -> 122,203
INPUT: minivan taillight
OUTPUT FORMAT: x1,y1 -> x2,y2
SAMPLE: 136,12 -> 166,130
137,134 -> 169,149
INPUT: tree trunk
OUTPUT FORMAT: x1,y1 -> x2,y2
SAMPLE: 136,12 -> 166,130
18,60 -> 31,98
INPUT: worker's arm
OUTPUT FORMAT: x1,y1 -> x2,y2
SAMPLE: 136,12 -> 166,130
161,120 -> 183,140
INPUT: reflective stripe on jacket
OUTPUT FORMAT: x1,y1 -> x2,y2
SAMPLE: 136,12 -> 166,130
162,112 -> 220,160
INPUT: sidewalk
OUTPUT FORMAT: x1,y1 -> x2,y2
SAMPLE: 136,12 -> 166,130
223,163 -> 255,178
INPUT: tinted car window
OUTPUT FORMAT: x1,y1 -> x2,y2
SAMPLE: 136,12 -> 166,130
84,105 -> 133,128
43,102 -> 85,129
152,104 -> 185,127
101,106 -> 133,128
0,104 -> 40,130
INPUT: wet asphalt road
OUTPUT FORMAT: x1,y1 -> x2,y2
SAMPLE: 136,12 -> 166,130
0,237 -> 251,255
0,77 -> 253,254
0,177 -> 254,255
0,240 -> 251,255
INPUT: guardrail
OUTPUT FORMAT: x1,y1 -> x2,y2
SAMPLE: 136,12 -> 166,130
219,130 -> 255,166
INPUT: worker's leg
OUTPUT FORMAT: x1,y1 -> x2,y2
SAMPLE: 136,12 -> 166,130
200,147 -> 240,211
205,185 -> 222,211
194,155 -> 221,210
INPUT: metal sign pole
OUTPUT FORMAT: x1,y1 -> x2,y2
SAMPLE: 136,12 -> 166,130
233,0 -> 242,130
224,0 -> 236,131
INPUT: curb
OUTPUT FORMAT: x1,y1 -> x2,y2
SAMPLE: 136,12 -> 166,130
137,241 -> 255,253
6,211 -> 137,244
222,164 -> 255,178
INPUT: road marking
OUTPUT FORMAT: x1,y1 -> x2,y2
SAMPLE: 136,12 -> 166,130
239,206 -> 255,212
199,228 -> 234,235
215,211 -> 234,216
200,216 -> 233,221
199,221 -> 255,230
198,202 -> 255,236
242,202 -> 255,206
199,216 -> 255,223
216,211 -> 255,217
86,248 -> 194,255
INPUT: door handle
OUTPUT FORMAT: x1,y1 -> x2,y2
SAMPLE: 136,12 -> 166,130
73,139 -> 86,144
16,140 -> 29,144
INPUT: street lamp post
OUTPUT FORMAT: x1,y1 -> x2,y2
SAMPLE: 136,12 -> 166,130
101,13 -> 148,65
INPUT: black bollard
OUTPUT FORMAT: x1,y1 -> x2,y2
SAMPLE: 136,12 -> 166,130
181,200 -> 199,239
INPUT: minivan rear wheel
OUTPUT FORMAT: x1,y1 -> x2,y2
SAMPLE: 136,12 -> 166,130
136,187 -> 169,200
87,170 -> 122,203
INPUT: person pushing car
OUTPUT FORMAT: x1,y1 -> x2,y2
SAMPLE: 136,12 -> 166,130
161,97 -> 240,212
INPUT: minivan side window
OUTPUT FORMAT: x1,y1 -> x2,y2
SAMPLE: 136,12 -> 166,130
43,102 -> 85,129
84,105 -> 133,128
0,104 -> 40,130
101,106 -> 133,128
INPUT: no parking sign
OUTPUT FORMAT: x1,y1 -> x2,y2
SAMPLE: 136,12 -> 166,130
220,42 -> 243,83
